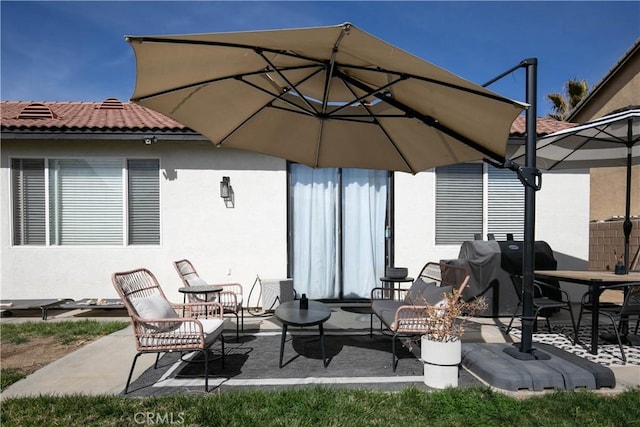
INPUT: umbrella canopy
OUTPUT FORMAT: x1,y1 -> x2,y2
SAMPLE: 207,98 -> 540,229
512,106 -> 640,271
126,23 -> 525,174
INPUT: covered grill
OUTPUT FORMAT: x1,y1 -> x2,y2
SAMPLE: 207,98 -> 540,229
445,239 -> 559,317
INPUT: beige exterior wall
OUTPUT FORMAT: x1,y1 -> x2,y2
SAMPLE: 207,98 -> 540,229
571,50 -> 640,123
589,219 -> 640,271
590,167 -> 640,221
570,44 -> 639,222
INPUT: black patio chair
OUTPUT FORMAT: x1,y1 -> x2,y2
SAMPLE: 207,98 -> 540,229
576,282 -> 640,363
506,276 -> 577,341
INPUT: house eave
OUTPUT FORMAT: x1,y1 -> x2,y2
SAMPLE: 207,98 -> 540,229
0,129 -> 210,141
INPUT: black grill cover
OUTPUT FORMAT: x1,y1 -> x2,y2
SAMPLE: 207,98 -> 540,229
447,240 -> 559,317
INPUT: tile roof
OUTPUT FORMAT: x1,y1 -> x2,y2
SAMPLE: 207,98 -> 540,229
1,99 -> 575,137
1,99 -> 193,134
509,115 -> 576,136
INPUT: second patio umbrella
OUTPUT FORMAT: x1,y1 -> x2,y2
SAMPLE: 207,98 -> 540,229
512,106 -> 640,271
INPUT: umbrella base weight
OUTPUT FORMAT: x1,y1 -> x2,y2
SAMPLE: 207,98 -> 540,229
502,345 -> 551,361
462,343 -> 615,391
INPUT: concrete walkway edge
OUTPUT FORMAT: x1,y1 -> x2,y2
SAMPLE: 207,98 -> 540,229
1,325 -> 155,398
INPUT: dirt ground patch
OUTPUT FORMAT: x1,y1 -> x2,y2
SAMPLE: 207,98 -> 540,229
2,336 -> 97,376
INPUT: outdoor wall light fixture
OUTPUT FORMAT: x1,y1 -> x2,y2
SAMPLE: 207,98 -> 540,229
220,176 -> 232,201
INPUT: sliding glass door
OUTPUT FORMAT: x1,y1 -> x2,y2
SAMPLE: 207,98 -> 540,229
290,164 -> 388,299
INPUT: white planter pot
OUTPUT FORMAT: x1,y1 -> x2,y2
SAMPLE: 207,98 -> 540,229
420,335 -> 461,389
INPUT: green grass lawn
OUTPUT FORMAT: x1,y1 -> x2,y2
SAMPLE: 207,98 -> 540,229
1,387 -> 639,426
1,320 -> 639,426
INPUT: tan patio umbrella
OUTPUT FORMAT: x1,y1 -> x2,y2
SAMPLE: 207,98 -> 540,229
126,23 -> 526,173
126,22 -> 549,363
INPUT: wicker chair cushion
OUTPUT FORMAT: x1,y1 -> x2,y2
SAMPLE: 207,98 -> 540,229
422,284 -> 453,307
405,278 -> 452,306
371,299 -> 404,329
404,278 -> 436,303
187,277 -> 208,286
139,318 -> 225,348
132,293 -> 180,332
186,277 -> 220,302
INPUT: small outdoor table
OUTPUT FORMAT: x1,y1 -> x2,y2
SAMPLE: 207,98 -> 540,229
379,276 -> 414,300
535,270 -> 640,355
178,285 -> 223,318
274,300 -> 332,368
178,285 -> 223,303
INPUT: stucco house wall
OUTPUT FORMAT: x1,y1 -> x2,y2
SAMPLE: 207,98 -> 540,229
1,138 -> 289,304
1,99 -> 592,305
2,135 -> 591,304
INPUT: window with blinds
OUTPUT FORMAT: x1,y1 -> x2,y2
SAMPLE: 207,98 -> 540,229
435,163 -> 524,245
487,167 -> 524,240
12,159 -> 46,245
435,163 -> 483,245
11,158 -> 160,246
128,159 -> 160,245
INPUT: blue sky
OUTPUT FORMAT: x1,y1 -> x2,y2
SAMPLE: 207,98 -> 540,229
1,1 -> 638,117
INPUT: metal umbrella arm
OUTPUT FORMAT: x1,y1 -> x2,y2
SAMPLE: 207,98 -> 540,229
486,158 -> 542,191
335,70 -> 507,165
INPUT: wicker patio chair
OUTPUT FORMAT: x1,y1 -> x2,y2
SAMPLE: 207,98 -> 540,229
370,262 -> 470,371
112,267 -> 226,393
173,259 -> 244,341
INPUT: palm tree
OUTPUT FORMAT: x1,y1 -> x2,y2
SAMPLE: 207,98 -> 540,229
546,78 -> 589,120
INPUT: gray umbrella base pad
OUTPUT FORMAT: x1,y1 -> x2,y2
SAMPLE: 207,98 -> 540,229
462,343 -> 616,391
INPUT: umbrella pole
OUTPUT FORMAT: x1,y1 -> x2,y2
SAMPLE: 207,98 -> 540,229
623,123 -> 633,274
519,59 -> 537,356
508,58 -> 544,358
499,59 -> 546,360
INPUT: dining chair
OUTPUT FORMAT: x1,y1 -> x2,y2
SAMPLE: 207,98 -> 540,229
576,282 -> 640,363
506,276 -> 577,342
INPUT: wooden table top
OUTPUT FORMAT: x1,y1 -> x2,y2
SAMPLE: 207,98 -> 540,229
535,270 -> 640,284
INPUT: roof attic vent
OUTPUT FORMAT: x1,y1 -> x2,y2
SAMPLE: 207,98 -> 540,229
98,97 -> 125,110
17,103 -> 57,119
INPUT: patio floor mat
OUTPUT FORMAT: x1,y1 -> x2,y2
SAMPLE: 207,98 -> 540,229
124,331 -> 482,396
507,322 -> 640,367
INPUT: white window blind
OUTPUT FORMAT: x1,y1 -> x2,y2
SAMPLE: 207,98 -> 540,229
435,163 -> 483,245
128,159 -> 160,245
49,159 -> 123,245
11,159 -> 46,245
12,157 -> 160,246
435,163 -> 524,245
487,167 -> 524,240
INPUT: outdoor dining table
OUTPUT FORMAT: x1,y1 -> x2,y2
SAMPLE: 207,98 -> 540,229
534,270 -> 640,355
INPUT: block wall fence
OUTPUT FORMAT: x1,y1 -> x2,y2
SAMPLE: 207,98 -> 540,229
589,218 -> 640,271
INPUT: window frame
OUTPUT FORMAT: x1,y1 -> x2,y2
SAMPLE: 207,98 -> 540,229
434,162 -> 524,246
10,156 -> 161,247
